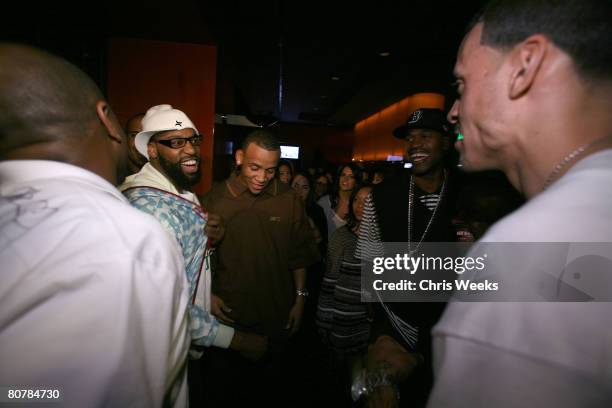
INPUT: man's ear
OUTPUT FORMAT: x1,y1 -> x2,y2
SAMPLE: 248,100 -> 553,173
508,34 -> 547,99
147,142 -> 158,160
96,100 -> 123,144
235,149 -> 244,165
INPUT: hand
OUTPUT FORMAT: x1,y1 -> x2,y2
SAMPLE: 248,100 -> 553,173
285,297 -> 305,336
205,213 -> 225,246
211,293 -> 234,324
230,330 -> 268,362
366,385 -> 399,408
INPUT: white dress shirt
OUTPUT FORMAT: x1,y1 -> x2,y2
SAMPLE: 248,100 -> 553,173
0,160 -> 190,407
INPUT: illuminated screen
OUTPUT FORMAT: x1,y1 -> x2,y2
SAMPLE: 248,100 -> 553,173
280,145 -> 300,159
386,155 -> 403,162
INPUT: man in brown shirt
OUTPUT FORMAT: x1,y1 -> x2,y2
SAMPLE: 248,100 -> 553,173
200,130 -> 319,404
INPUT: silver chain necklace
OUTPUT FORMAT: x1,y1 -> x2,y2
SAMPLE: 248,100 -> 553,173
407,171 -> 447,254
542,138 -> 605,190
543,143 -> 591,190
373,171 -> 447,355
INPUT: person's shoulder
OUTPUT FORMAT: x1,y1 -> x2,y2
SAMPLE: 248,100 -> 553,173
119,165 -> 158,191
201,179 -> 230,204
482,175 -> 608,242
90,188 -> 177,242
330,225 -> 354,242
317,194 -> 331,207
90,197 -> 184,276
309,201 -> 325,217
208,179 -> 229,193
40,179 -> 181,264
371,173 -> 408,199
274,180 -> 300,202
276,184 -> 309,218
377,172 -> 407,189
276,179 -> 293,194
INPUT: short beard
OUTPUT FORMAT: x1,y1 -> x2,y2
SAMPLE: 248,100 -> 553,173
158,155 -> 201,191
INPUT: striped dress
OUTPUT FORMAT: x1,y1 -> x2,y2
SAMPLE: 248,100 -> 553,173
316,226 -> 371,356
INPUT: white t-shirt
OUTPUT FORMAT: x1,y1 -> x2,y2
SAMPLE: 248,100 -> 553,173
318,195 -> 347,240
428,150 -> 612,407
0,160 -> 190,407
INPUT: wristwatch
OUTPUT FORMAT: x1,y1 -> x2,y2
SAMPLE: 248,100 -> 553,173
296,288 -> 309,297
365,362 -> 400,401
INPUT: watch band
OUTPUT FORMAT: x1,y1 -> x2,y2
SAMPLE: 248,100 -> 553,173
296,288 -> 309,297
365,362 -> 400,401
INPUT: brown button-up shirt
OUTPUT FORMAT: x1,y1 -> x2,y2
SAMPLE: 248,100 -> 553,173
201,173 -> 320,339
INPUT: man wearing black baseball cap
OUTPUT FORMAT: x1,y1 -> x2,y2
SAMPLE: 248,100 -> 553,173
355,108 -> 457,407
393,108 -> 451,187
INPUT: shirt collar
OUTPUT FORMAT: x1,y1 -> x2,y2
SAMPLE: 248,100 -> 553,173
226,171 -> 278,198
0,160 -> 127,202
121,162 -> 199,203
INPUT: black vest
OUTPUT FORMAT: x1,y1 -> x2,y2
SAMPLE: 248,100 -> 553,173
372,172 -> 457,244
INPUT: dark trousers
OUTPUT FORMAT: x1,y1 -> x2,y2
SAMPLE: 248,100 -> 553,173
190,334 -> 352,408
196,340 -> 296,407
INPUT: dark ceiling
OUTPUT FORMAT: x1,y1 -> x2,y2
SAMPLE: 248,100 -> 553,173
200,1 -> 487,126
4,0 -> 486,126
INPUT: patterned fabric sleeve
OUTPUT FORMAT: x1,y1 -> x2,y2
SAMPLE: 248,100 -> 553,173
124,190 -> 221,348
354,191 -> 420,351
146,209 -> 221,348
355,192 -> 384,260
188,305 -> 220,347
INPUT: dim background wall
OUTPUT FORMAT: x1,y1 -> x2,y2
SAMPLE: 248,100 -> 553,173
353,93 -> 445,161
106,38 -> 217,194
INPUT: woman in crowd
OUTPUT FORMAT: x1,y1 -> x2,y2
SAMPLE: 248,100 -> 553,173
314,172 -> 330,200
316,185 -> 373,403
291,171 -> 327,258
291,171 -> 329,375
277,160 -> 294,184
317,163 -> 362,240
317,185 -> 372,356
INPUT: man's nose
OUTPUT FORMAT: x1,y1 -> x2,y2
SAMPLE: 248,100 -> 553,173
183,139 -> 197,155
409,134 -> 424,148
448,100 -> 459,124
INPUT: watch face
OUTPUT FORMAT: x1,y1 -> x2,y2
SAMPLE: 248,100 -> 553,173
351,370 -> 367,401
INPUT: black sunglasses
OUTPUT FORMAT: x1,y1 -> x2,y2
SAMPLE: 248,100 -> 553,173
154,135 -> 203,149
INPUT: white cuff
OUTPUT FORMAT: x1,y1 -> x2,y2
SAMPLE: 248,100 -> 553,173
212,324 -> 235,349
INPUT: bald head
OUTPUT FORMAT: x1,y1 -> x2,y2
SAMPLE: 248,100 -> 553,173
0,43 -> 127,184
0,44 -> 106,155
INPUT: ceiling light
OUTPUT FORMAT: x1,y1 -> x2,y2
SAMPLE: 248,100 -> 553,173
379,51 -> 391,57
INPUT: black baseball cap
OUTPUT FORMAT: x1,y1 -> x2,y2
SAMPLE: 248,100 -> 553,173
393,108 -> 449,139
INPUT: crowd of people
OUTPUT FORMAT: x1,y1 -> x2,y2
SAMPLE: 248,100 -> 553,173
1,0 -> 611,407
